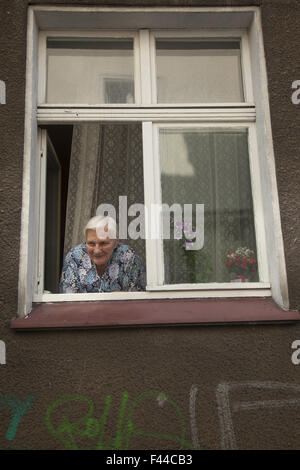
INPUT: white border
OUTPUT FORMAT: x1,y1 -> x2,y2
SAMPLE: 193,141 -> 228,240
18,8 -> 38,316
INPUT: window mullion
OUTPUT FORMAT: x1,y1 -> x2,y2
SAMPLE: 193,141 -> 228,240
139,30 -> 153,105
133,32 -> 142,105
142,122 -> 162,287
153,123 -> 165,286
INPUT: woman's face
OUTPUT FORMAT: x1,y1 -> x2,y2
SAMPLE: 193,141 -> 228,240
86,229 -> 118,270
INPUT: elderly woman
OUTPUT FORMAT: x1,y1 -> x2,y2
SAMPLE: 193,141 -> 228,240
60,215 -> 146,293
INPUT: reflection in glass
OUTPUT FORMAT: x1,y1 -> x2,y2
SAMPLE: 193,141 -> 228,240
159,128 -> 258,284
46,37 -> 135,104
156,39 -> 244,103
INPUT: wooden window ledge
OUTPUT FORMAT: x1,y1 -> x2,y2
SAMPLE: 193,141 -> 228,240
10,298 -> 300,330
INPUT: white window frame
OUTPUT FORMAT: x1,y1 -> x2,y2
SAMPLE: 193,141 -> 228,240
18,6 -> 289,316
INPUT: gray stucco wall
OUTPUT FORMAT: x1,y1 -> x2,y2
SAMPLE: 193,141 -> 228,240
0,0 -> 300,450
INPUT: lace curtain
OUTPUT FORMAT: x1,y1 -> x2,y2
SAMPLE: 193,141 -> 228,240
161,129 -> 258,284
63,123 -> 145,263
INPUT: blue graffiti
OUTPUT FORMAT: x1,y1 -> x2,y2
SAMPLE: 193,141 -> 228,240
0,395 -> 35,440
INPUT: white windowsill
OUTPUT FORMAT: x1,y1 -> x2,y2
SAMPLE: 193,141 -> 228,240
147,282 -> 270,291
34,285 -> 271,303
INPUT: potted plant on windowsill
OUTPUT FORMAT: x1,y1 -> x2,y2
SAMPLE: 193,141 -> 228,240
225,247 -> 258,282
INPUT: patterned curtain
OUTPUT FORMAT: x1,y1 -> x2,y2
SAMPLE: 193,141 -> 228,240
161,129 -> 258,284
63,123 -> 145,263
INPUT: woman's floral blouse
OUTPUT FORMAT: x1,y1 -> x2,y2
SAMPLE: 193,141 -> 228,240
60,243 -> 146,293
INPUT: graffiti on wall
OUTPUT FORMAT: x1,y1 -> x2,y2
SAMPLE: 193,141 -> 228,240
1,382 -> 300,449
45,390 -> 192,450
0,395 -> 35,441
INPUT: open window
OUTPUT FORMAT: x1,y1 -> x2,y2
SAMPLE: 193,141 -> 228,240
16,6 -> 292,324
39,122 -> 145,295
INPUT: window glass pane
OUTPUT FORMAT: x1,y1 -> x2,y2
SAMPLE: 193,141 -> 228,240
159,128 -> 258,284
46,38 -> 135,104
156,39 -> 244,103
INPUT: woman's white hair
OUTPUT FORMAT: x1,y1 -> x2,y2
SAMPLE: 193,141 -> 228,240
84,215 -> 118,239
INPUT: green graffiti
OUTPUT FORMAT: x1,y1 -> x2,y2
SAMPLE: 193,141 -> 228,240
45,391 -> 195,450
0,395 -> 35,441
45,395 -> 95,450
95,394 -> 112,449
85,417 -> 100,439
114,390 -> 128,450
